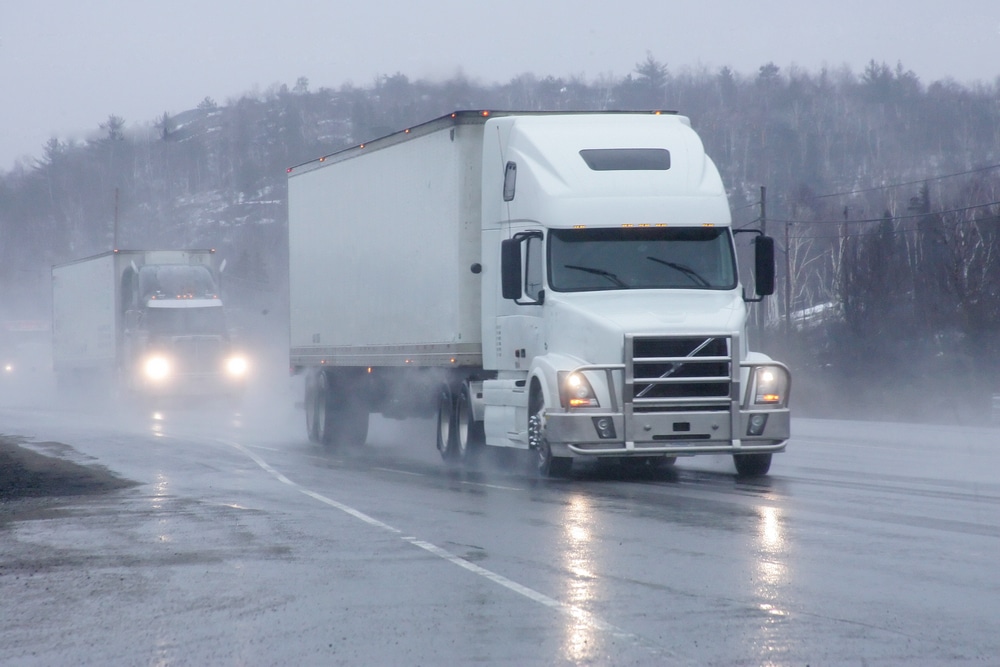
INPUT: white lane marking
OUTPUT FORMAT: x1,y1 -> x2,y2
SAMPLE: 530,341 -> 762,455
219,438 -> 673,659
459,480 -> 523,491
373,466 -> 523,492
372,466 -> 423,476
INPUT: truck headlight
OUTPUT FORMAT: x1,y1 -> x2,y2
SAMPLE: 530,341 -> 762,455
559,371 -> 600,408
225,355 -> 249,378
750,365 -> 790,407
144,356 -> 171,381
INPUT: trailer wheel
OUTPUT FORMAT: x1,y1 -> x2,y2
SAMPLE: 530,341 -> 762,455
318,371 -> 370,447
436,384 -> 457,461
734,452 -> 772,477
528,388 -> 571,478
456,384 -> 484,464
305,371 -> 321,443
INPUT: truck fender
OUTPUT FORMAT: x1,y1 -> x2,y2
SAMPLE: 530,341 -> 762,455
527,357 -> 565,416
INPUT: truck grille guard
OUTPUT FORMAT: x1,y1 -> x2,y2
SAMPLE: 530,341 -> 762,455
167,336 -> 227,375
557,334 -> 782,455
627,333 -> 737,411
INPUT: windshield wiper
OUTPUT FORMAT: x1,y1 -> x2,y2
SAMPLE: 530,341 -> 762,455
646,256 -> 710,287
564,264 -> 628,288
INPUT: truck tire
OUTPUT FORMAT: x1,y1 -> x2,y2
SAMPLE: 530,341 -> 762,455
436,383 -> 457,461
528,387 -> 571,478
734,452 -> 772,477
456,384 -> 485,464
317,371 -> 369,447
535,438 -> 572,478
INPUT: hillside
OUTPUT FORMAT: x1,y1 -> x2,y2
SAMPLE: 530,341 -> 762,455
2,60 -> 999,420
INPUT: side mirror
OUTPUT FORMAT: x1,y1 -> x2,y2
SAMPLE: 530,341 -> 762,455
754,235 -> 775,297
500,238 -> 522,300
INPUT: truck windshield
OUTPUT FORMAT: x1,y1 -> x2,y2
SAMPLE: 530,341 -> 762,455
548,227 -> 737,292
145,305 -> 227,336
139,265 -> 217,299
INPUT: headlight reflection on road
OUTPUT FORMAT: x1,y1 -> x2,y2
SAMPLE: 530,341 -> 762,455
561,493 -> 599,662
151,473 -> 174,547
754,505 -> 790,628
150,410 -> 165,437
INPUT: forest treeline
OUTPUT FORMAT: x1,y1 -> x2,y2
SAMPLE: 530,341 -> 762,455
1,56 -> 999,421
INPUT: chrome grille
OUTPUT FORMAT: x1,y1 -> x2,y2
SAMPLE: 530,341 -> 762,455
170,337 -> 226,375
626,335 -> 734,410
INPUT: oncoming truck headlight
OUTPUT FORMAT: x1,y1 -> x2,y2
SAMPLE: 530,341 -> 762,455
225,355 -> 249,378
144,355 -> 171,381
559,371 -> 600,408
749,365 -> 790,407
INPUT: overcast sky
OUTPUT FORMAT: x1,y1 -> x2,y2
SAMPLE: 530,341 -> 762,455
2,1 -> 999,171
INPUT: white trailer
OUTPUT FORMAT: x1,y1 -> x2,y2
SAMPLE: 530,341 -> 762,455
288,111 -> 790,476
52,249 -> 248,396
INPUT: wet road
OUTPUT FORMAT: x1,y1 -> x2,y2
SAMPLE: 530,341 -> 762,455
1,379 -> 999,665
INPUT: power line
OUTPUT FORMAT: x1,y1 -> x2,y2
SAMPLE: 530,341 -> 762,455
730,200 -> 760,213
811,163 -> 1000,200
770,198 -> 1000,226
734,217 -> 761,231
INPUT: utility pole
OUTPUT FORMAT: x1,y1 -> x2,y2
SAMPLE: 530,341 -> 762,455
752,185 -> 767,332
784,221 -> 792,336
759,185 -> 766,236
113,187 -> 120,250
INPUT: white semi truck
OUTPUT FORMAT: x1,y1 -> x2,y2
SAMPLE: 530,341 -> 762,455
288,111 -> 790,477
52,249 -> 249,396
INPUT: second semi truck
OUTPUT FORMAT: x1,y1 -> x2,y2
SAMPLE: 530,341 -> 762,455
287,111 -> 790,477
52,249 -> 249,397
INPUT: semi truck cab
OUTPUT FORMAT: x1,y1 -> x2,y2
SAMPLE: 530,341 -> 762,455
122,262 -> 247,394
477,114 -> 790,476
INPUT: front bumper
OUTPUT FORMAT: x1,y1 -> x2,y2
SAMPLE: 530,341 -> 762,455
545,407 -> 789,458
135,372 -> 247,397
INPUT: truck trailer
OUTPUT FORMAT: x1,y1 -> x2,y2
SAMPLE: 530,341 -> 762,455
287,111 -> 790,477
52,249 -> 248,396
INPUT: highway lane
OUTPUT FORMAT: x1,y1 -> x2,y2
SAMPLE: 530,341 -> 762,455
1,380 -> 998,665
